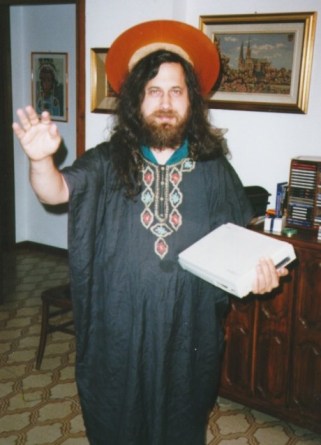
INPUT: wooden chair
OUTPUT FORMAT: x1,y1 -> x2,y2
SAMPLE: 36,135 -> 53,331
35,283 -> 74,369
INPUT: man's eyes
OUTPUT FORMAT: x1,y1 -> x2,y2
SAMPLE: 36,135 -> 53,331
147,88 -> 183,96
171,88 -> 182,96
148,88 -> 162,97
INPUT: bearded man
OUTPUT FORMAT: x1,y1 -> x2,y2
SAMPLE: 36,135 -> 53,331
13,20 -> 286,445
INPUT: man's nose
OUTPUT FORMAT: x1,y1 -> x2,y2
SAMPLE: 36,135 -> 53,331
160,92 -> 172,110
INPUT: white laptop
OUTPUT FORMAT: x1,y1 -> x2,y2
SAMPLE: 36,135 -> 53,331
178,223 -> 296,298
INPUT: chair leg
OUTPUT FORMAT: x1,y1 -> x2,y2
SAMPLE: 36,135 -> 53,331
35,299 -> 49,370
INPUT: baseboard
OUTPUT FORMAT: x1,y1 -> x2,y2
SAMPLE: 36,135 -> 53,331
14,241 -> 68,257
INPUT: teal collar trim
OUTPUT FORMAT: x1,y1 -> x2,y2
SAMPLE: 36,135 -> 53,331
141,140 -> 189,165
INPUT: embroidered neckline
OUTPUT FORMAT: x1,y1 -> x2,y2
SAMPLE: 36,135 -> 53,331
140,157 -> 195,259
140,139 -> 189,165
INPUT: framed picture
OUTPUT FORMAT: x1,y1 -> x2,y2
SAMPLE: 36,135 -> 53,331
200,12 -> 317,113
31,52 -> 68,122
90,48 -> 117,113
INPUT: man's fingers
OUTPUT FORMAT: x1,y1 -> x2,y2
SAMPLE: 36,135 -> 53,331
16,106 -> 51,129
40,111 -> 52,124
48,123 -> 59,138
14,107 -> 54,137
253,257 -> 279,294
12,122 -> 25,139
16,108 -> 32,130
277,267 -> 289,277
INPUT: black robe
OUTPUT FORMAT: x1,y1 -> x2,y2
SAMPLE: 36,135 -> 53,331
62,141 -> 253,445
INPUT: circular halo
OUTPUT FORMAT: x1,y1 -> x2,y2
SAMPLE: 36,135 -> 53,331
105,19 -> 220,95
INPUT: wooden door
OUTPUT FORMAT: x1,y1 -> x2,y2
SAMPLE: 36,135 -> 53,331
254,278 -> 294,407
220,296 -> 256,400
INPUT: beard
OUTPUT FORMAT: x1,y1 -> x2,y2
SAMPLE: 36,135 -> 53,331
139,108 -> 191,150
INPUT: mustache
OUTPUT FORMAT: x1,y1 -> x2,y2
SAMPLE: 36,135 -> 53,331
151,110 -> 178,118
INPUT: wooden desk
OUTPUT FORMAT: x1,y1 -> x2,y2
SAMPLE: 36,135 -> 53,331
219,227 -> 321,433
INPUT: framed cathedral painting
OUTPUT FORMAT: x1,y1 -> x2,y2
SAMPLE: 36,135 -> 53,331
200,12 -> 316,113
31,52 -> 68,122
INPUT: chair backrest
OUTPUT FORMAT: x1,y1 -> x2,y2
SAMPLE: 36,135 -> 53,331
244,186 -> 270,217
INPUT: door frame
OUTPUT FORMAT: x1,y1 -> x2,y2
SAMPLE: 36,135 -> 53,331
0,0 -> 85,251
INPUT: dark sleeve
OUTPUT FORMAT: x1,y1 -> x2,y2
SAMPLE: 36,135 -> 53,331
60,143 -> 112,358
203,156 -> 254,230
60,144 -> 113,269
61,143 -> 106,196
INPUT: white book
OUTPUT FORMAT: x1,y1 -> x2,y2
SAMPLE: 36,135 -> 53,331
178,223 -> 296,298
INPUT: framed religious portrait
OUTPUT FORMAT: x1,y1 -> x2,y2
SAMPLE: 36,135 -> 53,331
31,52 -> 68,122
200,12 -> 317,113
90,48 -> 117,113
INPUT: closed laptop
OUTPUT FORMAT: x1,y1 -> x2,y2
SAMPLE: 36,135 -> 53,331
178,223 -> 296,298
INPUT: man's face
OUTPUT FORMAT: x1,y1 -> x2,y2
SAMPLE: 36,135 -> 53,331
40,71 -> 54,96
140,62 -> 191,149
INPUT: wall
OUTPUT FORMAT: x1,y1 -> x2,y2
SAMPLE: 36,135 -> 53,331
11,4 -> 76,249
85,0 -> 321,209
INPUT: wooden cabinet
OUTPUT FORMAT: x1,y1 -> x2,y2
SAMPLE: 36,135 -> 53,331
290,244 -> 321,428
219,228 -> 321,433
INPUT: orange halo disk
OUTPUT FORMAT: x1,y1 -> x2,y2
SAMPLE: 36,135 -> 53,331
105,19 -> 220,95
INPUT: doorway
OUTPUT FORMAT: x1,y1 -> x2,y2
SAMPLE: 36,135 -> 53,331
0,0 -> 85,301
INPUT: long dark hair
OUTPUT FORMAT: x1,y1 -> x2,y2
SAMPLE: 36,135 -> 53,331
110,49 -> 227,197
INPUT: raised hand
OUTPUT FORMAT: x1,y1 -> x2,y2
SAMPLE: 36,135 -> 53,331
12,105 -> 69,204
12,105 -> 61,161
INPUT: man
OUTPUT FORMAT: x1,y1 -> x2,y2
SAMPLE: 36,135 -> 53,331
13,20 -> 286,445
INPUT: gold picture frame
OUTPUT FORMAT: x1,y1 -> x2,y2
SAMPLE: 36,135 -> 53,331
90,48 -> 117,113
31,52 -> 68,122
200,12 -> 317,113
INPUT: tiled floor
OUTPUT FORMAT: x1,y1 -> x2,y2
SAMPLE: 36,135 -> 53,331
1,245 -> 321,445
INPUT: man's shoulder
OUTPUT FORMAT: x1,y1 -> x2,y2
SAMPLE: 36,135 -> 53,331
81,141 -> 112,162
89,140 -> 111,154
196,154 -> 229,169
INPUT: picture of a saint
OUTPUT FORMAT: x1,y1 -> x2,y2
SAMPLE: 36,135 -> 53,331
32,53 -> 67,121
36,62 -> 61,115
